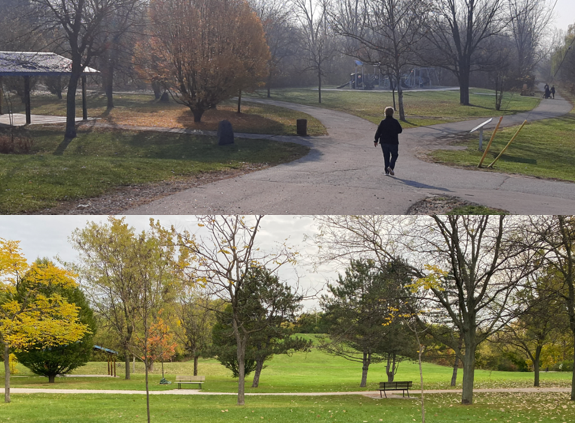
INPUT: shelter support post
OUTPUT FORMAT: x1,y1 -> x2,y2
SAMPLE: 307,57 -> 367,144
113,355 -> 116,377
24,76 -> 31,125
0,76 -> 3,115
82,75 -> 87,121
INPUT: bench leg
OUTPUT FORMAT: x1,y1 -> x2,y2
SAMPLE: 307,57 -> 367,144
178,383 -> 181,389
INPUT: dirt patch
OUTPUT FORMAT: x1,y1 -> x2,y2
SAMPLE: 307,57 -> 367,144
406,195 -> 507,215
31,164 -> 268,215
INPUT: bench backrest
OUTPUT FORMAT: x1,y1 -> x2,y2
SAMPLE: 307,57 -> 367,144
379,381 -> 412,389
176,375 -> 205,382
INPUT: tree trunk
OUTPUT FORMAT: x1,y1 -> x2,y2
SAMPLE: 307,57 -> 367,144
386,353 -> 397,382
237,90 -> 242,114
571,344 -> 575,401
459,67 -> 470,106
533,345 -> 542,387
360,352 -> 370,387
236,336 -> 246,405
3,344 -> 10,403
124,349 -> 131,380
193,355 -> 199,376
398,85 -> 405,121
318,70 -> 322,104
390,75 -> 396,111
105,61 -> 114,110
48,374 -> 56,383
133,354 -> 136,374
252,359 -> 264,388
450,356 -> 459,387
192,109 -> 203,123
461,340 -> 476,405
65,72 -> 80,140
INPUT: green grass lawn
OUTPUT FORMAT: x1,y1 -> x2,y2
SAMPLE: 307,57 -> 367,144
430,109 -> 575,182
3,337 -> 575,422
249,88 -> 541,128
3,335 -> 572,393
3,92 -> 327,136
1,390 -> 575,422
0,127 -> 310,214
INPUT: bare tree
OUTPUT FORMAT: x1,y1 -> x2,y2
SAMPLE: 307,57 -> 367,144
313,215 -> 539,405
177,216 -> 298,406
291,0 -> 337,103
29,0 -> 143,141
329,0 -> 428,120
249,0 -> 299,98
507,0 -> 554,84
528,216 -> 575,400
423,0 -> 507,105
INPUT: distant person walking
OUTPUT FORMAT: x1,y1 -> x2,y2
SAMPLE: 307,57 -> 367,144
374,107 -> 403,176
544,84 -> 551,99
551,86 -> 556,99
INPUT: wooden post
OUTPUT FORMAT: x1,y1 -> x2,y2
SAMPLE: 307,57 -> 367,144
24,76 -> 31,125
478,116 -> 503,168
113,355 -> 116,377
0,76 -> 3,115
488,120 -> 528,168
108,355 -> 111,376
82,75 -> 87,121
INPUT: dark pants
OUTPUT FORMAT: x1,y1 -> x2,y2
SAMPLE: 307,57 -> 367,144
381,144 -> 399,172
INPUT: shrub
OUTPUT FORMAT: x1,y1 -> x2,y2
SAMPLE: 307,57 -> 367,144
552,361 -> 573,372
0,128 -> 33,154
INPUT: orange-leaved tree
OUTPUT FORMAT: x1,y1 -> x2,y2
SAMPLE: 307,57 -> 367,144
137,0 -> 270,122
0,239 -> 89,403
143,313 -> 177,378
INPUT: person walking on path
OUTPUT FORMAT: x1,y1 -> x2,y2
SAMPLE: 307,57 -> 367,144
374,106 -> 403,175
551,86 -> 556,99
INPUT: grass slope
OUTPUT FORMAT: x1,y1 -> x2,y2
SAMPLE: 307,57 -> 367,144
430,105 -> 575,182
250,88 -> 541,128
0,128 -> 309,214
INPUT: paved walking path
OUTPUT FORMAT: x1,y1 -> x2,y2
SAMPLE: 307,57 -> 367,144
1,386 -> 570,397
123,90 -> 574,215
0,114 -> 95,126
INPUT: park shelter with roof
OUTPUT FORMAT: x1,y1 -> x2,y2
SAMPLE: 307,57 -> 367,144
0,51 -> 99,124
93,345 -> 118,377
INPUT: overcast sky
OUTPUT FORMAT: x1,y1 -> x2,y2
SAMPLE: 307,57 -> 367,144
0,215 -> 342,311
554,0 -> 574,34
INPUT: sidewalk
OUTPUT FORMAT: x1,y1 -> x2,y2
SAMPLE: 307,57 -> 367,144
123,89 -> 575,215
1,386 -> 570,397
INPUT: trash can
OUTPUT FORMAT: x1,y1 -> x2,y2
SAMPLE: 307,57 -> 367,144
297,119 -> 307,136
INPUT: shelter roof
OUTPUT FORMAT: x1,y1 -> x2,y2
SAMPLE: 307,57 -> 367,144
0,51 -> 98,76
93,345 -> 118,355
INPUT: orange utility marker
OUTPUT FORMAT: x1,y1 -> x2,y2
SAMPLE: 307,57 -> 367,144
478,116 -> 503,168
488,120 -> 528,168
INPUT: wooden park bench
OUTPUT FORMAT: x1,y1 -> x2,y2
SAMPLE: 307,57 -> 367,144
379,381 -> 412,398
176,375 -> 205,389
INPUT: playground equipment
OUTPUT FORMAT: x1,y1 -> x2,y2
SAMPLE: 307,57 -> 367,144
478,116 -> 503,168
488,120 -> 528,168
470,118 -> 493,151
341,61 -> 439,90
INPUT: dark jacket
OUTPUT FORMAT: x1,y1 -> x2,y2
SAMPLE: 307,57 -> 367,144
374,116 -> 403,145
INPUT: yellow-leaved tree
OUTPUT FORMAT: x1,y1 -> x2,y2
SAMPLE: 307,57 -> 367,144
0,239 -> 89,403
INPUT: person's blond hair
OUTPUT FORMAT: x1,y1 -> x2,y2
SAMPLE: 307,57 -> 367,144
385,107 -> 394,117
